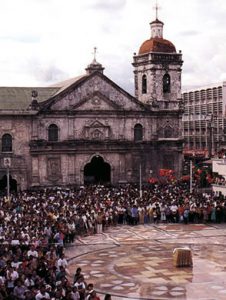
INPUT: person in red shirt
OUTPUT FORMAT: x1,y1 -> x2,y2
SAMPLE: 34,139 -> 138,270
87,290 -> 100,300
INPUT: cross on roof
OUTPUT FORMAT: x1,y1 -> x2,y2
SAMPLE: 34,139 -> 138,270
92,47 -> 97,61
153,0 -> 161,20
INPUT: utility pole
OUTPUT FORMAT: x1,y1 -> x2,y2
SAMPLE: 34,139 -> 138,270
189,159 -> 193,193
139,163 -> 142,198
6,166 -> 10,199
4,158 -> 11,200
207,114 -> 214,158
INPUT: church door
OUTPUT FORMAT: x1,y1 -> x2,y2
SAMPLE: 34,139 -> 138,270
0,174 -> 17,194
84,156 -> 111,185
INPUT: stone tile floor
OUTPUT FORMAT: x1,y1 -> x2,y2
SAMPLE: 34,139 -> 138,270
66,223 -> 226,300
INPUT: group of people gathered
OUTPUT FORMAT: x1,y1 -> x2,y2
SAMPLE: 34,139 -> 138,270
0,182 -> 226,299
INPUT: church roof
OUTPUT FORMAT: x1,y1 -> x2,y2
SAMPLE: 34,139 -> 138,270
150,18 -> 164,25
0,86 -> 59,110
0,75 -> 88,111
49,75 -> 88,95
139,37 -> 176,54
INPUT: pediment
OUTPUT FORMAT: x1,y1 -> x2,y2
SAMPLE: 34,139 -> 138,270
41,72 -> 148,113
87,120 -> 108,128
71,91 -> 122,111
82,119 -> 112,140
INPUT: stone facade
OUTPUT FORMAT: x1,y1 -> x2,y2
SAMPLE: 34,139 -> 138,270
0,16 -> 184,191
133,52 -> 183,104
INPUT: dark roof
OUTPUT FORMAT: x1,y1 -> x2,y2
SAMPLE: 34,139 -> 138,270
0,75 -> 88,111
0,87 -> 59,110
150,18 -> 164,25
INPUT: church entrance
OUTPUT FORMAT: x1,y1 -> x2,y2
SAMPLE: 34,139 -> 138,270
0,174 -> 17,194
84,156 -> 111,185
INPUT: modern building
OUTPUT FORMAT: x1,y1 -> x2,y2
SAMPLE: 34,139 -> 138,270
0,14 -> 184,191
182,82 -> 226,158
212,157 -> 226,196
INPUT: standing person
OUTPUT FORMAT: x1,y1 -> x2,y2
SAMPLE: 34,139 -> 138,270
160,204 -> 166,223
211,205 -> 216,223
152,208 -> 158,224
156,204 -> 161,224
144,208 -> 149,224
178,204 -> 184,223
148,206 -> 154,224
85,283 -> 94,299
165,204 -> 171,223
131,205 -> 138,225
88,290 -> 100,300
71,286 -> 80,300
13,280 -> 27,299
170,202 -> 178,223
57,253 -> 68,270
35,285 -> 50,300
203,205 -> 209,223
74,275 -> 86,300
215,202 -> 222,223
183,206 -> 190,224
139,208 -> 145,224
73,267 -> 82,284
96,212 -> 103,234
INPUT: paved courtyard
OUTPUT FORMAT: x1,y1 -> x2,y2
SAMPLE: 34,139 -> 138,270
66,224 -> 226,300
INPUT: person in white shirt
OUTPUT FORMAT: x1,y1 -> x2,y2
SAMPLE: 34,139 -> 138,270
57,254 -> 68,270
27,245 -> 38,258
35,285 -> 50,300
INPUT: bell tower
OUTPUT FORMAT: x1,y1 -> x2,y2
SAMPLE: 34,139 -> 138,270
132,7 -> 183,104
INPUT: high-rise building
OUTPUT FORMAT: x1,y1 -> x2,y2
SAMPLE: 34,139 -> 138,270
182,82 -> 226,158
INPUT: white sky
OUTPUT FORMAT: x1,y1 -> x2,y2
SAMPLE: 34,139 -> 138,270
0,0 -> 226,94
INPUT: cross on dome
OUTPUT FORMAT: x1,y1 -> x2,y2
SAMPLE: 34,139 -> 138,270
153,0 -> 161,20
92,47 -> 97,62
86,47 -> 104,74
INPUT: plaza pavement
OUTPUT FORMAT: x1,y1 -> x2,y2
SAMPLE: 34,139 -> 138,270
66,223 -> 226,300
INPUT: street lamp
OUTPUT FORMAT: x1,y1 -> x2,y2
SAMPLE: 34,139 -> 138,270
3,157 -> 11,199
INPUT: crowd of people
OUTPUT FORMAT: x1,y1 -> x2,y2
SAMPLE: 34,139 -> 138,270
0,182 -> 226,299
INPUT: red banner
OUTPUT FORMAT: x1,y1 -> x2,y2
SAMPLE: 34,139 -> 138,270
159,169 -> 174,177
148,177 -> 158,184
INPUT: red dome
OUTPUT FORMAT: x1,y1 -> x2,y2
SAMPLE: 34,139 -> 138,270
139,37 -> 176,54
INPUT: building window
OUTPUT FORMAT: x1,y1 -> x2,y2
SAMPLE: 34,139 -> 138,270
2,134 -> 12,152
163,74 -> 171,93
142,75 -> 147,94
134,124 -> 143,141
48,124 -> 59,142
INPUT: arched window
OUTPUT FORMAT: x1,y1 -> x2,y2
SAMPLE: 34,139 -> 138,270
48,124 -> 59,142
142,75 -> 147,94
2,134 -> 12,152
134,124 -> 143,142
163,74 -> 171,93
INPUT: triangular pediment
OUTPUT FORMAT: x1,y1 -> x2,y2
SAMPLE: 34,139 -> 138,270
71,91 -> 122,111
81,119 -> 112,140
40,72 -> 148,113
87,120 -> 107,128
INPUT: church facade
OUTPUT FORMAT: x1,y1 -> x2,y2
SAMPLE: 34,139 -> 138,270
0,16 -> 184,191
